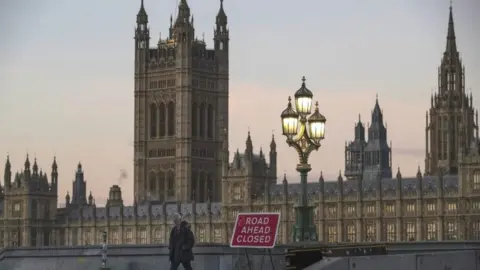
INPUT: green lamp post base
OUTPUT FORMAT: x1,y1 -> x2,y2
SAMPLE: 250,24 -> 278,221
292,205 -> 318,243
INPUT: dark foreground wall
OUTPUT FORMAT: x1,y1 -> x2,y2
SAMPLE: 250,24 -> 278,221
0,244 -> 287,270
305,250 -> 480,270
3,241 -> 480,270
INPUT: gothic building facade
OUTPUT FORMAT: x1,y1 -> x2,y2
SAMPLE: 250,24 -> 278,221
344,98 -> 392,181
133,0 -> 229,203
2,3 -> 480,248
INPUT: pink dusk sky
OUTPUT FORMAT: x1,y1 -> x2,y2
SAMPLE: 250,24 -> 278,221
0,0 -> 479,206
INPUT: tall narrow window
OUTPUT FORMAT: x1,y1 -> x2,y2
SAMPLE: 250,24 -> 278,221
207,104 -> 214,139
199,103 -> 206,138
149,103 -> 157,138
207,173 -> 213,200
192,102 -> 198,137
167,101 -> 175,136
148,171 -> 156,199
442,117 -> 448,160
159,103 -> 166,137
158,171 -> 166,200
191,170 -> 198,200
473,171 -> 480,191
199,171 -> 206,202
167,170 -> 175,198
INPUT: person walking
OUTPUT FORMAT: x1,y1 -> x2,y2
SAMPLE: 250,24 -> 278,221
169,213 -> 195,270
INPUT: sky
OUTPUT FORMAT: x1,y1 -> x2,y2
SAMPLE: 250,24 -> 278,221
0,0 -> 479,206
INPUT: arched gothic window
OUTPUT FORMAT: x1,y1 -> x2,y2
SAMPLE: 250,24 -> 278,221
192,102 -> 198,137
167,101 -> 175,136
149,103 -> 157,138
167,170 -> 175,198
159,103 -> 166,137
207,173 -> 213,200
158,171 -> 166,200
207,104 -> 214,139
199,103 -> 206,138
191,170 -> 198,201
199,171 -> 206,202
473,171 -> 480,191
148,171 -> 156,198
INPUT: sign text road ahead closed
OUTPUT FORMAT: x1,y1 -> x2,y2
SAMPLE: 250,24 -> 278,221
230,212 -> 281,249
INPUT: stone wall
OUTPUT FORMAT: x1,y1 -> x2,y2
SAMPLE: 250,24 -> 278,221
3,241 -> 480,270
305,250 -> 480,270
0,244 -> 287,270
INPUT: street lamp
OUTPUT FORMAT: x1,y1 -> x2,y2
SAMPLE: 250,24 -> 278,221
280,76 -> 326,243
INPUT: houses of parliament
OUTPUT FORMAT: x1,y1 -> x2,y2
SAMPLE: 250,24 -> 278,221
1,1 -> 480,247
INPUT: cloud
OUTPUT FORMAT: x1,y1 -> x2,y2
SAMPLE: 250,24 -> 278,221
117,169 -> 128,186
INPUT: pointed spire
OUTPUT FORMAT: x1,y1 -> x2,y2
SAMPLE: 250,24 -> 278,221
319,171 -> 324,182
337,170 -> 343,181
416,165 -> 422,178
246,130 -> 253,152
216,0 -> 227,24
52,156 -> 57,171
66,192 -> 70,205
32,157 -> 38,173
396,166 -> 402,179
89,191 -> 93,205
24,154 -> 30,170
77,162 -> 82,172
270,133 -> 276,150
175,0 -> 191,26
282,173 -> 287,184
136,0 -> 148,24
5,154 -> 10,170
445,2 -> 457,54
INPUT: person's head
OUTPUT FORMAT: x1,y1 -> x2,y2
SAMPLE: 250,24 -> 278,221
173,212 -> 182,226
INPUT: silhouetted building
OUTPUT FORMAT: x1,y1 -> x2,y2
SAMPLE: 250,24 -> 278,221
344,97 -> 392,180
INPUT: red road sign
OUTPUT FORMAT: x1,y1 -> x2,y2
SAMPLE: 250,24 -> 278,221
230,212 -> 281,249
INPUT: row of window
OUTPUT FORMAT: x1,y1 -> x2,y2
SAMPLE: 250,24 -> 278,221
147,171 -> 175,198
192,148 -> 214,158
148,148 -> 175,158
149,101 -> 216,140
192,79 -> 215,90
149,102 -> 175,138
149,79 -> 176,89
66,226 -> 224,246
323,220 -> 465,243
191,171 -> 214,202
322,202 -> 458,218
147,148 -> 215,158
191,102 -> 215,139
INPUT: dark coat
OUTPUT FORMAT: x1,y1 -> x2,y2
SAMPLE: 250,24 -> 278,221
168,221 -> 195,263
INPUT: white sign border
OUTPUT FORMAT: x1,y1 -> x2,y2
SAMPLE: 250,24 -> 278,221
229,212 -> 282,249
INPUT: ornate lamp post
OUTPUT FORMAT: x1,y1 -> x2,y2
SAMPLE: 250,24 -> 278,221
280,76 -> 326,243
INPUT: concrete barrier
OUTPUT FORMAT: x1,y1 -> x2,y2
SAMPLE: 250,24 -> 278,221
0,244 -> 287,270
304,250 -> 480,270
2,241 -> 480,270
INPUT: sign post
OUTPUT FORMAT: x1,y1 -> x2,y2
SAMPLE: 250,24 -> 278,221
230,212 -> 281,270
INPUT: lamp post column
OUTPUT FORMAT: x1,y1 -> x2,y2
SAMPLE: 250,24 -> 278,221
280,76 -> 326,244
293,165 -> 317,242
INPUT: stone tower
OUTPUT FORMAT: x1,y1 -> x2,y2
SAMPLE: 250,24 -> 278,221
2,155 -> 58,247
133,0 -> 229,203
344,115 -> 367,180
425,4 -> 478,176
362,97 -> 392,180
